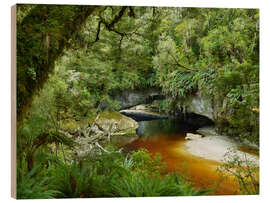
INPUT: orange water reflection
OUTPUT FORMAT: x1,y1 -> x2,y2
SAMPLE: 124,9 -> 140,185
124,132 -> 240,195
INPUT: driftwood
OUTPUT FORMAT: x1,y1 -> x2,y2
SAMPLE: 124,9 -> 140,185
95,142 -> 123,153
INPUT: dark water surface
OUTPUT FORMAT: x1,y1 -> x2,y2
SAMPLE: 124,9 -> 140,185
122,119 -> 239,195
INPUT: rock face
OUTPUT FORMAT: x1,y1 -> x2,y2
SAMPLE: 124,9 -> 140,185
120,109 -> 168,121
113,89 -> 164,109
113,88 -> 215,123
186,90 -> 214,120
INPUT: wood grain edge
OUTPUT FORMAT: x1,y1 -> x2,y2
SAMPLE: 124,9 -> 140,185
11,4 -> 17,199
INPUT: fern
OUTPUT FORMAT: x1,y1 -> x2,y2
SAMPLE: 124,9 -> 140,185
51,161 -> 103,198
162,70 -> 198,100
17,166 -> 60,199
106,172 -> 209,197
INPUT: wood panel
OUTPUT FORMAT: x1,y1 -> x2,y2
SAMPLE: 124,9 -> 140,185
11,4 -> 16,199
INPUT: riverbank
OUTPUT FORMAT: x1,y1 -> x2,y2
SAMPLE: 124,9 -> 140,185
185,132 -> 259,165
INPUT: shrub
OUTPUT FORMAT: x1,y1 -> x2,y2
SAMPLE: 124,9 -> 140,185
217,150 -> 259,195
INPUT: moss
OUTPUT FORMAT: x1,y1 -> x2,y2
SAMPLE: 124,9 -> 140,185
61,120 -> 79,133
17,5 -> 97,124
98,110 -> 123,120
118,128 -> 137,137
96,110 -> 138,135
79,116 -> 96,127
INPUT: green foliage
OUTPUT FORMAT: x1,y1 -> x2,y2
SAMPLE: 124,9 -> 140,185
153,7 -> 259,143
16,148 -> 206,198
217,150 -> 259,195
226,85 -> 259,143
163,70 -> 198,100
17,114 -> 75,171
129,149 -> 165,174
17,77 -> 77,171
216,70 -> 242,94
51,161 -> 102,198
107,172 -> 208,197
16,4 -> 97,123
49,149 -> 207,198
17,166 -> 60,199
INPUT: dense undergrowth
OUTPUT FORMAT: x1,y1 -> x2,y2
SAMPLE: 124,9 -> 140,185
17,149 -> 209,199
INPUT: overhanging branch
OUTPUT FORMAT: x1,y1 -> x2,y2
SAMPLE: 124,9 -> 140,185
167,50 -> 197,72
89,6 -> 128,46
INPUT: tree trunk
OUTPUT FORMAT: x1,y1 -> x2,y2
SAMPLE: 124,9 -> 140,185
26,153 -> 34,171
17,5 -> 98,124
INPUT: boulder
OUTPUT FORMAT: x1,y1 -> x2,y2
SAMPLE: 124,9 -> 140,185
95,111 -> 139,136
196,126 -> 220,137
185,133 -> 202,140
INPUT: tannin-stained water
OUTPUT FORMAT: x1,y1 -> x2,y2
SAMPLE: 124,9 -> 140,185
123,119 -> 243,195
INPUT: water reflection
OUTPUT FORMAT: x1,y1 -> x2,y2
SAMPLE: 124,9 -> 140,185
124,119 -> 240,195
136,119 -> 198,137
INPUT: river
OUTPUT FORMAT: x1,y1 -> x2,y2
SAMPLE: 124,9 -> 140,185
120,119 -> 259,195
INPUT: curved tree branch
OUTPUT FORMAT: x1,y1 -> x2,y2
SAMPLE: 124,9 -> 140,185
167,50 -> 198,72
17,5 -> 98,124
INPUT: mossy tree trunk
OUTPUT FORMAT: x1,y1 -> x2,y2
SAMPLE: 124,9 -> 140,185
16,5 -> 98,124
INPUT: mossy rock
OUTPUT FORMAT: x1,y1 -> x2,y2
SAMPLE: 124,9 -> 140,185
96,110 -> 138,136
98,111 -> 123,120
61,119 -> 79,134
60,110 -> 138,141
61,116 -> 95,134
